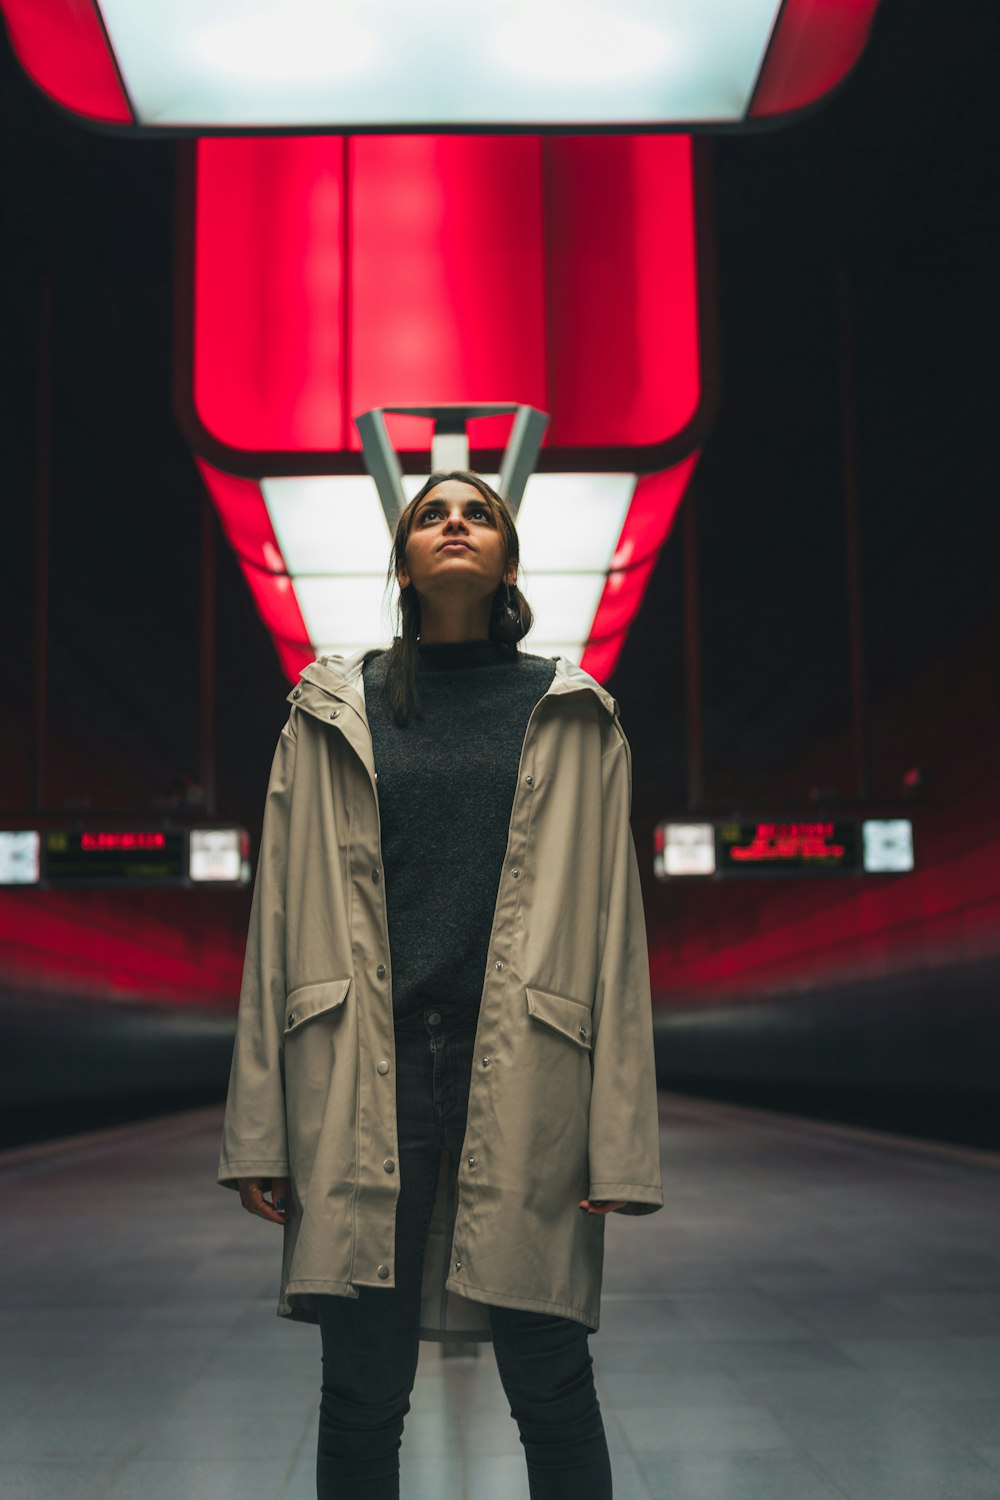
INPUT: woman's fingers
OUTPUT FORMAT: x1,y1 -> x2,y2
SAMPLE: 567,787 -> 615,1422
578,1198 -> 628,1215
271,1176 -> 290,1220
238,1177 -> 291,1224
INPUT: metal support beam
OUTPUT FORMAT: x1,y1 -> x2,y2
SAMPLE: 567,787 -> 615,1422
355,403 -> 549,530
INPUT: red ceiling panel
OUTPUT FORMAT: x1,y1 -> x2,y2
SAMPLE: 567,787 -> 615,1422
0,0 -> 132,123
750,0 -> 880,119
185,133 -> 704,470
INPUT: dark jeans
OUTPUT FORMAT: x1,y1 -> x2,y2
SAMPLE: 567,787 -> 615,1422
316,1004 -> 612,1499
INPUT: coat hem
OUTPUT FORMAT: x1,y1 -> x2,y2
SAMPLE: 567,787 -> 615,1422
279,1277 -> 361,1324
589,1181 -> 664,1215
217,1160 -> 290,1189
444,1276 -> 599,1333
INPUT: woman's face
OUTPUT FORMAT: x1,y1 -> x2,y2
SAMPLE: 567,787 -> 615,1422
397,479 -> 515,601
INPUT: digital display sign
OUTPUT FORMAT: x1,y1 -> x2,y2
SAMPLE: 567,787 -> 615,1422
44,829 -> 188,886
717,820 -> 860,877
0,826 -> 253,888
655,818 -> 915,880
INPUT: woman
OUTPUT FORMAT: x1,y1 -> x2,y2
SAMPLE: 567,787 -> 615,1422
217,469 -> 663,1499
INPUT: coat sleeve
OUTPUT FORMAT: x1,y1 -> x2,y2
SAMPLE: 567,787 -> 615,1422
217,713 -> 296,1191
587,714 -> 664,1216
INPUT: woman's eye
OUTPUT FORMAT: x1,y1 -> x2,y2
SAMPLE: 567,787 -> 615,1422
421,505 -> 490,522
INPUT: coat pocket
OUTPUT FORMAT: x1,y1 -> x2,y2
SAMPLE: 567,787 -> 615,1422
283,976 -> 352,1034
524,986 -> 593,1050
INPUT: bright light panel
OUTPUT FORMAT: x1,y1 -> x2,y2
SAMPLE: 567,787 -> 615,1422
0,829 -> 40,885
656,822 -> 716,878
517,473 -> 635,570
260,472 -> 636,663
189,827 -> 246,883
97,0 -> 782,126
862,819 -> 914,873
263,476 -> 394,575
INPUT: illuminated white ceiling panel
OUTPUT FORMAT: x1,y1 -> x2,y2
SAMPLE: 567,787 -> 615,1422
260,472 -> 636,663
516,473 -> 635,570
294,574 -> 397,648
96,0 -> 783,127
262,475 -> 399,575
263,471 -> 635,576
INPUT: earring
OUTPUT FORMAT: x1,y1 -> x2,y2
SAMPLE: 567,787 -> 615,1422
504,582 -> 517,618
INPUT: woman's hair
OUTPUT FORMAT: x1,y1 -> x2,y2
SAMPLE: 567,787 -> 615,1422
380,469 -> 535,726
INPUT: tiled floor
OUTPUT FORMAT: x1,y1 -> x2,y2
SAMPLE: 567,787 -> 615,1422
1,1094 -> 999,1499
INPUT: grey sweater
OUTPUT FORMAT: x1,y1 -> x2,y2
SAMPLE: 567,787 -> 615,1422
362,639 -> 557,1029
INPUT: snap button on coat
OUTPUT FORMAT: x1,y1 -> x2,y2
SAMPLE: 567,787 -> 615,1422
217,643 -> 663,1344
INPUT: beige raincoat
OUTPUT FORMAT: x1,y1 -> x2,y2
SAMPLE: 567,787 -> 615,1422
217,644 -> 663,1340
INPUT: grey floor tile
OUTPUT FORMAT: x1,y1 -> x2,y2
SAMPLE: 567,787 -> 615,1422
399,1453 -> 468,1500
138,1406 -> 315,1462
102,1458 -> 294,1500
834,1335 -> 1000,1399
460,1454 -> 530,1499
596,1368 -> 746,1408
0,1463 -> 122,1500
611,1402 -> 792,1454
635,1450 -> 847,1500
691,1338 -> 862,1374
901,1394 -> 1000,1447
0,1413 -> 159,1459
883,1290 -> 1000,1336
805,1439 -> 1000,1500
674,1292 -> 818,1342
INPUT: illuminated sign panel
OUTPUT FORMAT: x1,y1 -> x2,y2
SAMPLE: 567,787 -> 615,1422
45,829 -> 187,886
25,827 -> 254,887
717,820 -> 859,876
189,827 -> 250,884
861,819 -> 914,873
654,821 -> 716,878
99,0 -> 786,127
0,830 -> 41,886
187,134 -> 703,465
0,0 -> 881,131
655,819 -> 915,879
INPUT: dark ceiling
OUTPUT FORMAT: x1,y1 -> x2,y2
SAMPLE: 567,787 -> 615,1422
0,0 -> 997,836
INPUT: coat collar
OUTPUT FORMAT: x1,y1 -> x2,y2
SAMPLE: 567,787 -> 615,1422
289,642 -> 620,723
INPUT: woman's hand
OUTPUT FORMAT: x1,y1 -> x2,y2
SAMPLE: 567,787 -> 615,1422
579,1198 -> 627,1214
238,1177 -> 290,1224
